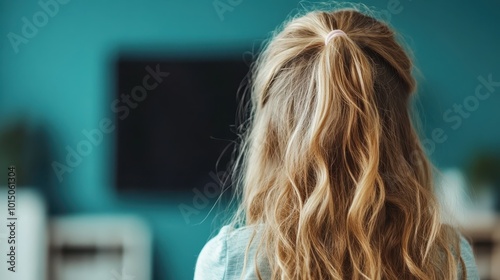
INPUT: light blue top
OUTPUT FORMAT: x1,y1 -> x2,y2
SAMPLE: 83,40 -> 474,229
194,225 -> 480,280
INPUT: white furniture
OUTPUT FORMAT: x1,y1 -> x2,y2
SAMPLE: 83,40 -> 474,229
49,215 -> 152,280
461,212 -> 500,280
0,188 -> 48,280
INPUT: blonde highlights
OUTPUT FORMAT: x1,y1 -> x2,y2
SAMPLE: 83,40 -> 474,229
231,7 -> 465,280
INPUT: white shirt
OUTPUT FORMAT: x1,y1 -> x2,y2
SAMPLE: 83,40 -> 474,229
195,225 -> 479,280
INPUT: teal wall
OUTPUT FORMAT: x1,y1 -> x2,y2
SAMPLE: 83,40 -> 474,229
0,1 -> 499,279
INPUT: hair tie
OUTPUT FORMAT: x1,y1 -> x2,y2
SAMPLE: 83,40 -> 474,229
325,29 -> 347,45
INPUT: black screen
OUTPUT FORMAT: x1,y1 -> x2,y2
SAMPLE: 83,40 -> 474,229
115,57 -> 249,193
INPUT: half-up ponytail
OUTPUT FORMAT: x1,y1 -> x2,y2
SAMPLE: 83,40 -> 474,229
322,28 -> 390,279
231,8 -> 465,280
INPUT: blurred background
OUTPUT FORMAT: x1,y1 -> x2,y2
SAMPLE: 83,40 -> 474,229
0,0 -> 499,279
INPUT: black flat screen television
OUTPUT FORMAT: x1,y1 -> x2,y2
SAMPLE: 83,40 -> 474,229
114,56 -> 250,193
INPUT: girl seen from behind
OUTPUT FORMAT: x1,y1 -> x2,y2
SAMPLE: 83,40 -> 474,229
195,6 -> 479,280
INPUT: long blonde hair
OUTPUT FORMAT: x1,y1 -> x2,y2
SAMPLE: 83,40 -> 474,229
229,7 -> 466,280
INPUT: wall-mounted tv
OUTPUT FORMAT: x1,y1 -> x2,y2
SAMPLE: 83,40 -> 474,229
114,56 -> 250,193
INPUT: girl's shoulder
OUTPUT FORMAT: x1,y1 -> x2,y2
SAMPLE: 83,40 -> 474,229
459,234 -> 480,279
194,225 -> 271,280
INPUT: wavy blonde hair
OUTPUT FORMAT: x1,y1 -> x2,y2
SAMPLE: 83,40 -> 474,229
229,7 -> 466,280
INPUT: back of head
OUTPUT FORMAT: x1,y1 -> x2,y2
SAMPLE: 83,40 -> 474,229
234,7 -> 465,280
